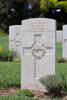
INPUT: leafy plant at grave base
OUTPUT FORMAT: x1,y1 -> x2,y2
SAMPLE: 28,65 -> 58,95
0,50 -> 16,61
39,75 -> 64,96
13,58 -> 21,62
56,57 -> 67,63
8,50 -> 16,61
16,89 -> 34,97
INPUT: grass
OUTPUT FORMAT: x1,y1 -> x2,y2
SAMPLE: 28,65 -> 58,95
0,36 -> 21,88
56,43 -> 62,58
0,62 -> 66,89
0,96 -> 64,100
0,32 -> 8,37
56,42 -> 67,78
0,62 -> 21,88
57,63 -> 67,75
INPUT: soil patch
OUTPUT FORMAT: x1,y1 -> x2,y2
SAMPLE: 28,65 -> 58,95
0,87 -> 20,96
0,87 -> 66,99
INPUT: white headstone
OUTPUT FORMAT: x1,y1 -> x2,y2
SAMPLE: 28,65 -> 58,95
56,30 -> 62,43
63,25 -> 67,58
9,25 -> 21,57
21,18 -> 56,91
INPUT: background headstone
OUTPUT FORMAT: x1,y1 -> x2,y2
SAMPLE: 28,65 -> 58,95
21,18 -> 56,91
9,25 -> 21,57
56,30 -> 62,43
63,25 -> 67,58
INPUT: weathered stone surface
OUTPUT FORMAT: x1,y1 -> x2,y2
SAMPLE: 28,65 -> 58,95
63,25 -> 67,58
21,18 -> 56,91
56,31 -> 62,43
9,25 -> 21,57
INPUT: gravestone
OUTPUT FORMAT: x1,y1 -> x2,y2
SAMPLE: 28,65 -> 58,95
9,25 -> 21,57
56,30 -> 62,43
21,18 -> 56,91
63,25 -> 67,58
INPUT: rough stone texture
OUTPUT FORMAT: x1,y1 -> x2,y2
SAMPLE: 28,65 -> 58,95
9,25 -> 21,57
21,18 -> 56,91
56,31 -> 62,43
9,26 -> 61,59
63,25 -> 67,58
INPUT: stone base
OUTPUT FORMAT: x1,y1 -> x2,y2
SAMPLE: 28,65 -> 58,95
21,78 -> 47,92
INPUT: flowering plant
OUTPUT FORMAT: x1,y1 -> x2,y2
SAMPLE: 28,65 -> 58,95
0,46 -> 2,52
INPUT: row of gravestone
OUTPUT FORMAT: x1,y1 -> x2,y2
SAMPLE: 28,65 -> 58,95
9,18 -> 67,91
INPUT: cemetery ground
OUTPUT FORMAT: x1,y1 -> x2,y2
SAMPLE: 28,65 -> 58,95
0,35 -> 67,100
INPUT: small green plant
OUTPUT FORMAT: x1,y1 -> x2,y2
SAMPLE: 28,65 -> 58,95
0,46 -> 2,52
0,50 -> 16,61
16,89 -> 34,97
40,75 -> 64,96
8,50 -> 16,61
13,58 -> 21,62
56,57 -> 66,63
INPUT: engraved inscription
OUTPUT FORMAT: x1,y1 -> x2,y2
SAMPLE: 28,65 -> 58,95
23,34 -> 53,78
32,44 -> 45,60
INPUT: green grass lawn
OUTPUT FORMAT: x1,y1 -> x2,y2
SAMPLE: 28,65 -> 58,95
0,96 -> 64,100
0,36 -> 67,100
0,62 -> 21,88
56,43 -> 62,58
57,63 -> 67,75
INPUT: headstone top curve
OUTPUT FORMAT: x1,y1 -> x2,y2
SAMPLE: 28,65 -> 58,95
22,18 -> 56,25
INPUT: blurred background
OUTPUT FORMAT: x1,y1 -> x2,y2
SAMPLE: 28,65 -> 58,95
0,0 -> 67,34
